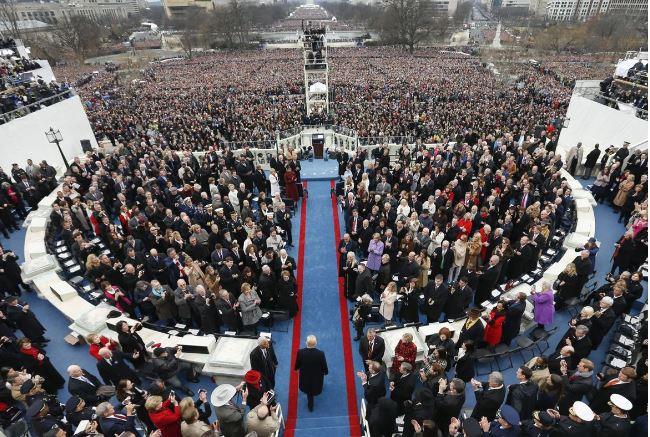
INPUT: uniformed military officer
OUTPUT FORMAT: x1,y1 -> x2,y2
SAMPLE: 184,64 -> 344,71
547,401 -> 595,437
26,399 -> 69,437
520,410 -> 554,437
478,404 -> 521,436
594,393 -> 632,437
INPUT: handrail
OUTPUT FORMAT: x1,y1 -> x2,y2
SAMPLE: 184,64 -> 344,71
595,92 -> 648,119
1,88 -> 76,124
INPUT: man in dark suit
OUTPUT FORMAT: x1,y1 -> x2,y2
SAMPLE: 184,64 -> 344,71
457,308 -> 485,346
528,226 -> 547,270
505,366 -> 538,420
555,325 -> 592,369
590,367 -> 637,414
444,277 -> 473,320
510,236 -> 534,278
249,336 -> 278,389
433,378 -> 466,431
475,255 -> 502,304
501,293 -> 526,345
357,361 -> 386,418
558,358 -> 595,415
96,401 -> 139,437
354,262 -> 373,299
423,274 -> 449,323
358,329 -> 385,372
338,233 -> 359,275
432,241 -> 454,278
67,365 -> 106,406
346,209 -> 362,241
96,348 -> 141,387
390,362 -> 417,416
547,345 -> 575,375
146,249 -> 168,285
470,371 -> 506,421
591,296 -> 617,348
294,335 -> 328,412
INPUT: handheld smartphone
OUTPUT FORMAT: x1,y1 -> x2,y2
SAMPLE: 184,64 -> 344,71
266,389 -> 277,407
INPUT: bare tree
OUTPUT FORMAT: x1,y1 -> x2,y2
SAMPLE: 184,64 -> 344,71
175,6 -> 206,58
0,0 -> 21,39
52,15 -> 102,61
380,0 -> 435,53
453,1 -> 472,25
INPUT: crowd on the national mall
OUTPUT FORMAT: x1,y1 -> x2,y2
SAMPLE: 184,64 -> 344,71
0,47 -> 645,437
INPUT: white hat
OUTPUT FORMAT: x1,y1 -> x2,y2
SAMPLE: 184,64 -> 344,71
210,384 -> 237,407
610,394 -> 632,411
572,401 -> 595,421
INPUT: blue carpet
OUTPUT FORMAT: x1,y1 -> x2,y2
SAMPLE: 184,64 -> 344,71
299,159 -> 338,181
293,180 -> 353,437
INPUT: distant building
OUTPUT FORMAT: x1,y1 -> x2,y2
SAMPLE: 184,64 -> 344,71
161,0 -> 215,20
9,0 -> 143,26
431,0 -> 458,16
544,0 -> 647,20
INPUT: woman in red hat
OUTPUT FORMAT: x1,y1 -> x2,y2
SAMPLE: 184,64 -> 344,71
244,370 -> 267,409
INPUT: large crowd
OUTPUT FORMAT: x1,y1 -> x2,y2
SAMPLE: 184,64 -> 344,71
0,45 -> 643,437
54,47 -> 618,150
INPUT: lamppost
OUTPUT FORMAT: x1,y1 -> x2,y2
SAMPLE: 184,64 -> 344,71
45,127 -> 70,172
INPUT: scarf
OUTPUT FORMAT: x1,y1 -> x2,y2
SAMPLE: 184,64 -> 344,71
151,286 -> 164,298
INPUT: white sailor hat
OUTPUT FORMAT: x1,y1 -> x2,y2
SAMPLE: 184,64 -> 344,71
572,401 -> 595,421
610,394 -> 632,411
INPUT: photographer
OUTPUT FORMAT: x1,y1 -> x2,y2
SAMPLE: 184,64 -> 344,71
245,392 -> 280,437
151,347 -> 199,396
145,394 -> 181,437
211,383 -> 247,437
173,279 -> 195,327
116,321 -> 147,368
97,400 -> 138,437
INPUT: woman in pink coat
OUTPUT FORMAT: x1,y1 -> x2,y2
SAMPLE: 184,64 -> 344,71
366,233 -> 384,272
531,281 -> 555,330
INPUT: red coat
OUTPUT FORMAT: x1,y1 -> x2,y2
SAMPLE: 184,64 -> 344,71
88,336 -> 117,361
479,228 -> 490,261
483,309 -> 506,346
457,219 -> 472,238
391,340 -> 417,374
284,170 -> 299,201
149,400 -> 181,437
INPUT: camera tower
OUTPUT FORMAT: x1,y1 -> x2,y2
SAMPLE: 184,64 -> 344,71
301,24 -> 329,117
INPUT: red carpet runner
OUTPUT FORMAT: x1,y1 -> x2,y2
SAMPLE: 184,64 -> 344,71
285,182 -> 308,437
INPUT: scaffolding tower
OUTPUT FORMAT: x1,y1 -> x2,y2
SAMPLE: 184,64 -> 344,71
301,24 -> 329,118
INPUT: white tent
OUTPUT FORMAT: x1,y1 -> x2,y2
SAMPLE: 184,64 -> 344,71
615,58 -> 647,78
309,82 -> 327,93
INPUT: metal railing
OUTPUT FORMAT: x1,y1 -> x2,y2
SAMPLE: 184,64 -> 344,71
223,139 -> 278,150
358,135 -> 416,146
1,88 -> 76,124
594,92 -> 648,120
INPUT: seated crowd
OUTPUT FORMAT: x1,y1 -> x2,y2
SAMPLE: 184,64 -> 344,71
0,39 -> 71,121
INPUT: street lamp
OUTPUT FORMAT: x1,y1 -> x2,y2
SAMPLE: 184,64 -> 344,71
45,127 -> 70,172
